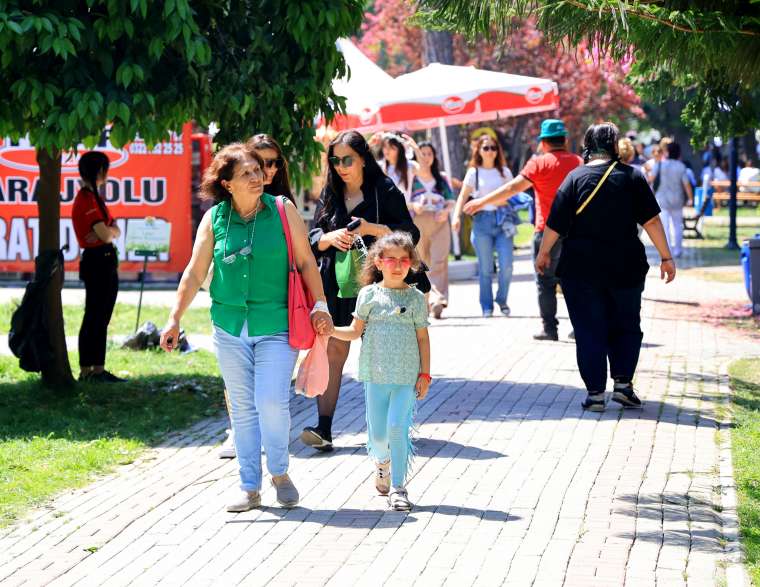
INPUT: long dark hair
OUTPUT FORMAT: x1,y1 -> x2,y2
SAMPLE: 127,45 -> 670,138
360,231 -> 421,286
78,151 -> 110,192
382,133 -> 410,190
582,122 -> 620,163
468,135 -> 507,177
418,141 -> 450,196
318,130 -> 385,227
246,133 -> 294,203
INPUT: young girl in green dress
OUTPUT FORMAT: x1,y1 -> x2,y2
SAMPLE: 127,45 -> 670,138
331,232 -> 431,511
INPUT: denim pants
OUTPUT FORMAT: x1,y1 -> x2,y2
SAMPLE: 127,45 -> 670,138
365,383 -> 416,487
213,325 -> 298,492
531,231 -> 562,334
470,211 -> 514,312
560,277 -> 645,392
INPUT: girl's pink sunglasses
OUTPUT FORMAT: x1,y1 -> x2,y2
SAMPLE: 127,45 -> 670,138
380,257 -> 411,268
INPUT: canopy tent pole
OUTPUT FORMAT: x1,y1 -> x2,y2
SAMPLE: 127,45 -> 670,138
438,118 -> 452,178
439,118 -> 462,257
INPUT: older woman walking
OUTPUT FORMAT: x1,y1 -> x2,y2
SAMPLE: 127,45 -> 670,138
160,143 -> 333,511
536,123 -> 676,412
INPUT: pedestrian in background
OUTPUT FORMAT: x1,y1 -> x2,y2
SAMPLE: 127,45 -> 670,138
463,119 -> 582,339
452,135 -> 516,318
654,141 -> 693,258
410,141 -> 456,319
72,151 -> 125,383
331,232 -> 431,511
161,143 -> 333,512
536,122 -> 676,412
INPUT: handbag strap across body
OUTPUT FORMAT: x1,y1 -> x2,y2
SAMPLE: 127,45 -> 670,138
576,161 -> 617,215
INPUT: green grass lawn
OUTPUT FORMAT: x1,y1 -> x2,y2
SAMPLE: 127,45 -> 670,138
687,224 -> 760,268
0,303 -> 212,337
0,349 -> 223,528
729,358 -> 760,584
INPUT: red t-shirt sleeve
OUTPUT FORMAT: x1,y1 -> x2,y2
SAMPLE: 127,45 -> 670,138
520,157 -> 539,183
81,195 -> 108,229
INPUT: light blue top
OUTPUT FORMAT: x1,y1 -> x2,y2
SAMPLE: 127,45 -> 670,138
354,283 -> 429,385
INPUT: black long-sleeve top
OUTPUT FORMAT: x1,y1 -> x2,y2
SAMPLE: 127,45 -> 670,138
309,175 -> 420,302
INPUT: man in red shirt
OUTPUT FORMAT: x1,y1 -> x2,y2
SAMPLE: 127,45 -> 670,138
464,119 -> 582,340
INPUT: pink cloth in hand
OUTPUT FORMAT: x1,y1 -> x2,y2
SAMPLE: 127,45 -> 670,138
295,335 -> 329,398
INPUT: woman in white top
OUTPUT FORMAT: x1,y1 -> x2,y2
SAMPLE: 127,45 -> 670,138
378,132 -> 419,202
452,136 -> 516,317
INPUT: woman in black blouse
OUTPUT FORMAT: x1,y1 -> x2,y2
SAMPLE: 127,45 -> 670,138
301,130 -> 420,452
536,122 -> 675,412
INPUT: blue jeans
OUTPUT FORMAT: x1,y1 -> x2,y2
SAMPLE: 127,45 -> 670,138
471,211 -> 514,312
213,325 -> 298,492
365,383 -> 416,487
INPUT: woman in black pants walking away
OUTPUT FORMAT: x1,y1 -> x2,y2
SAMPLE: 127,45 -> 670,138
535,122 -> 675,411
72,151 -> 125,383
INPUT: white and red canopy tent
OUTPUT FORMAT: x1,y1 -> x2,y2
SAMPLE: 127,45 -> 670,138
327,43 -> 560,177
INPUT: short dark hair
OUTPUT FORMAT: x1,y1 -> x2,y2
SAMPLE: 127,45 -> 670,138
542,136 -> 566,149
200,143 -> 265,203
666,142 -> 682,160
78,151 -> 110,191
582,122 -> 620,163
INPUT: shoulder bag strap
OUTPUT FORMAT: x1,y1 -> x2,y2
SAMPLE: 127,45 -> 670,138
275,196 -> 296,270
576,161 -> 617,216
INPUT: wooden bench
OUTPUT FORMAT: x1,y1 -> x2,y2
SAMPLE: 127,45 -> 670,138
710,180 -> 760,209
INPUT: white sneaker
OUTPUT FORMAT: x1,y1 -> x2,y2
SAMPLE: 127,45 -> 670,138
219,429 -> 236,459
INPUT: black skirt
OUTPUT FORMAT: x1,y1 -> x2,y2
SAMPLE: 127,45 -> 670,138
328,296 -> 358,327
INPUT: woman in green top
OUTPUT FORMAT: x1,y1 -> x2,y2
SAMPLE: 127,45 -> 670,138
160,143 -> 333,513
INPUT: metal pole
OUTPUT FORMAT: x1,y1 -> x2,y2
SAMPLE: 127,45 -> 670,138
135,255 -> 148,332
727,137 -> 739,250
440,118 -> 462,258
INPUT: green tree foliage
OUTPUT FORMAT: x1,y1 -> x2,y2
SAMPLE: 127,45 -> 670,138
0,0 -> 363,386
415,0 -> 760,143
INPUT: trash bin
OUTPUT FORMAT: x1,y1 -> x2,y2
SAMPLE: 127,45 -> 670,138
750,238 -> 760,315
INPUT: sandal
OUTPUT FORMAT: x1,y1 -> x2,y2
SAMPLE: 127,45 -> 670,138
388,487 -> 412,511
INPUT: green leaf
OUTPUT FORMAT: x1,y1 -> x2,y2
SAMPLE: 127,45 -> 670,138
118,103 -> 130,124
7,20 -> 23,34
106,101 -> 118,120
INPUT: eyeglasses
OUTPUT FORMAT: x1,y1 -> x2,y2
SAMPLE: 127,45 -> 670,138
221,205 -> 257,264
329,155 -> 355,168
222,244 -> 252,264
480,146 -> 498,152
380,257 -> 412,268
263,158 -> 283,170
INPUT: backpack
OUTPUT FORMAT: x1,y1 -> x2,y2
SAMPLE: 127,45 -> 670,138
8,249 -> 63,372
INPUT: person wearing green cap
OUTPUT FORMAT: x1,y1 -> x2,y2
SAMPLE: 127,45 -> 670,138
463,118 -> 582,340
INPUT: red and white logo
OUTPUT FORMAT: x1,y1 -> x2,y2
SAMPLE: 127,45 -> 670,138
0,142 -> 129,174
525,86 -> 545,105
442,96 -> 466,114
359,107 -> 379,126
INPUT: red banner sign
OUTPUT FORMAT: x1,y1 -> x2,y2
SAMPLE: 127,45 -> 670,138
0,123 -> 193,273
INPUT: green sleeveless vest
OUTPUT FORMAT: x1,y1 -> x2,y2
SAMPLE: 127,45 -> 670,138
209,193 -> 288,336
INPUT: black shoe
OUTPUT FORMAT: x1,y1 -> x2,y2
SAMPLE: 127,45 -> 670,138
612,385 -> 643,409
533,330 -> 558,341
581,392 -> 606,412
499,304 -> 511,317
82,370 -> 127,383
300,427 -> 333,452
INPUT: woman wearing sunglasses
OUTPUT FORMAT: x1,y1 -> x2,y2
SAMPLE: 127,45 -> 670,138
452,136 -> 517,318
247,134 -> 294,203
300,130 -> 420,454
160,143 -> 333,512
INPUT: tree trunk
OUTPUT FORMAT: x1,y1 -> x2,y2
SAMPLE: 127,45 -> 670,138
422,30 -> 465,182
35,147 -> 75,389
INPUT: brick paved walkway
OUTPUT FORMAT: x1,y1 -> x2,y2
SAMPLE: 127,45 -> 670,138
0,250 -> 757,586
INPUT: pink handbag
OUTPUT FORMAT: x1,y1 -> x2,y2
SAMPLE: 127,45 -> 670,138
275,196 -> 316,350
295,335 -> 330,397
